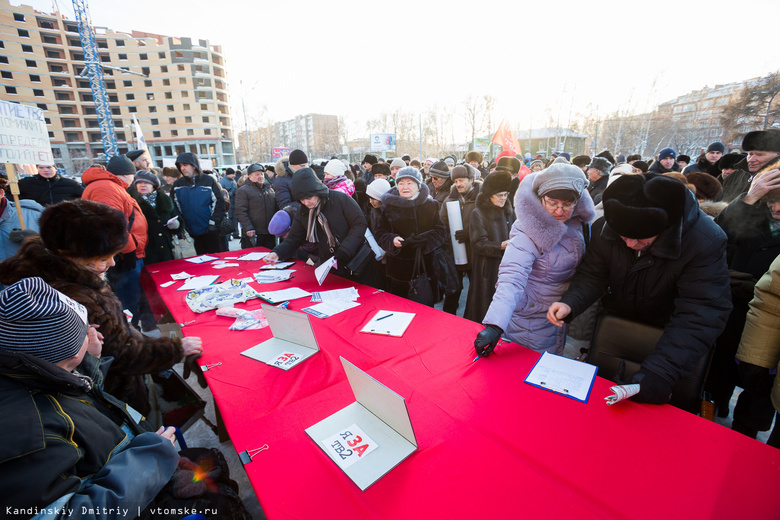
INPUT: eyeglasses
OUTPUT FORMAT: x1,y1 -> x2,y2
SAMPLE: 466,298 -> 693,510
542,197 -> 576,211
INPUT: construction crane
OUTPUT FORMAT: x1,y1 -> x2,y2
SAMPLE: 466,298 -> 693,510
71,0 -> 118,159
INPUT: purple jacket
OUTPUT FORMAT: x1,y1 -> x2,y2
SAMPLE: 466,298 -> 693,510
483,172 -> 596,353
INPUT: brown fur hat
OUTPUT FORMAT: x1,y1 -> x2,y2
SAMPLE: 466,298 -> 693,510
39,200 -> 128,259
465,151 -> 484,164
685,172 -> 723,201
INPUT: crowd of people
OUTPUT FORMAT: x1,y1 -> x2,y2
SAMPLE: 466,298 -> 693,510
1,128 -> 780,517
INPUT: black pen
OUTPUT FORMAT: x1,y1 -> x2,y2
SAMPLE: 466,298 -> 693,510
376,313 -> 393,321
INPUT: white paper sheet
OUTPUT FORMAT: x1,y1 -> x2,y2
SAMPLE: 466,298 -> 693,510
254,270 -> 295,283
605,384 -> 640,405
302,300 -> 360,319
185,255 -> 219,264
238,252 -> 269,261
365,229 -> 386,260
445,200 -> 469,265
257,287 -> 312,304
159,281 -> 175,288
524,352 -> 597,402
177,274 -> 219,291
360,311 -> 415,337
322,423 -> 379,470
310,287 -> 360,302
314,257 -> 337,285
171,271 -> 193,280
212,262 -> 239,269
260,261 -> 296,270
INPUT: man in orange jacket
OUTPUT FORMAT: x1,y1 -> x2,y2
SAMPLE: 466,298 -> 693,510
82,155 -> 149,327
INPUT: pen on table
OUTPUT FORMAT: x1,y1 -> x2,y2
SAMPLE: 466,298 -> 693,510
376,313 -> 393,321
473,339 -> 503,362
179,319 -> 196,327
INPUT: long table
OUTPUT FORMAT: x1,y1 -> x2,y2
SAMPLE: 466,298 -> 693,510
143,248 -> 780,519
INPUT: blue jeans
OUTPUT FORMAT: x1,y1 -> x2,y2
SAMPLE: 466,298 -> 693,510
112,258 -> 144,319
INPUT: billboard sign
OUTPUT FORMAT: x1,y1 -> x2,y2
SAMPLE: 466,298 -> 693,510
370,133 -> 396,152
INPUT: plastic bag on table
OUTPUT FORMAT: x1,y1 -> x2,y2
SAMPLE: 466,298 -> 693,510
216,306 -> 270,331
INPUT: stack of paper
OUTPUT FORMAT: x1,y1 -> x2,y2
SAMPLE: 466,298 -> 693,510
260,261 -> 296,270
254,270 -> 295,284
185,255 -> 219,264
238,252 -> 269,261
310,287 -> 359,302
524,352 -> 598,403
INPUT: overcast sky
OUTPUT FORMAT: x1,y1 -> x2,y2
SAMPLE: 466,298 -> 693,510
15,0 -> 780,139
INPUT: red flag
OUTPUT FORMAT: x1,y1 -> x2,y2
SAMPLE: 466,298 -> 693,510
491,119 -> 522,156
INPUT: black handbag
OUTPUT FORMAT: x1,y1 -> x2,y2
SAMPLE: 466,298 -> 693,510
219,215 -> 234,236
407,248 -> 434,306
345,240 -> 374,277
433,247 -> 462,296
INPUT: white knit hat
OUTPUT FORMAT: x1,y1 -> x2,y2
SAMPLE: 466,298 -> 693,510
324,159 -> 347,177
366,178 -> 392,200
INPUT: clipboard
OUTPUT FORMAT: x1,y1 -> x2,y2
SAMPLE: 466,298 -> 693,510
359,310 -> 415,337
524,351 -> 598,403
257,287 -> 311,304
240,305 -> 319,370
305,357 -> 418,491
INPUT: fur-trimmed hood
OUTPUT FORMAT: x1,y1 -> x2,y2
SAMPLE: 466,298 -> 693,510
381,182 -> 432,209
512,172 -> 596,252
275,157 -> 294,178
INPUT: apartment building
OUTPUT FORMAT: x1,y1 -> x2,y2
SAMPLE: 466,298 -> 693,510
0,0 -> 235,174
656,81 -> 745,154
272,113 -> 339,161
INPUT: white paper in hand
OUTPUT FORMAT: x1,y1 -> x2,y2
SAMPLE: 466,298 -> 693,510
314,256 -> 337,285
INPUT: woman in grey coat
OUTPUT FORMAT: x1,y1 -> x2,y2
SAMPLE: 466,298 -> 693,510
473,164 -> 595,357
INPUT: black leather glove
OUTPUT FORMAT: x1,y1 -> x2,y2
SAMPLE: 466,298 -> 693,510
630,368 -> 673,405
474,325 -> 503,358
333,248 -> 350,265
729,270 -> 757,302
182,354 -> 207,389
454,229 -> 467,243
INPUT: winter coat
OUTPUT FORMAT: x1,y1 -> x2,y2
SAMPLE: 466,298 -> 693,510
0,237 -> 184,415
324,175 -> 355,196
18,173 -> 84,206
440,183 -> 480,270
81,167 -> 148,258
426,177 -> 454,205
128,186 -> 180,265
272,188 -> 368,279
219,175 -> 238,207
736,253 -> 780,414
0,198 -> 43,261
464,192 -> 515,323
170,161 -> 226,237
482,173 -> 596,353
716,196 -> 780,280
0,351 -> 178,517
368,204 -> 383,234
273,158 -> 298,211
560,188 -> 732,387
587,175 -> 609,205
683,155 -> 721,177
375,183 -> 447,288
719,159 -> 751,203
648,160 -> 682,174
235,180 -> 277,236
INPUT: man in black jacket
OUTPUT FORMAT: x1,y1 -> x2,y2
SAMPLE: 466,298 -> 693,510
171,152 -> 226,254
19,163 -> 83,206
547,174 -> 732,407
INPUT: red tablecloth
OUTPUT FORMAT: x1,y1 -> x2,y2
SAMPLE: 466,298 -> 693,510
144,249 -> 780,520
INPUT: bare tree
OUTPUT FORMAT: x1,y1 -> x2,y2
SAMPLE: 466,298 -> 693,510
721,71 -> 780,143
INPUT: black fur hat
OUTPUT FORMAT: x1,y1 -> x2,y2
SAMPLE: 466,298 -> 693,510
717,153 -> 745,170
495,156 -> 521,175
39,200 -> 128,259
371,163 -> 391,177
602,174 -> 686,239
481,171 -> 512,196
596,150 -> 616,166
742,129 -> 780,152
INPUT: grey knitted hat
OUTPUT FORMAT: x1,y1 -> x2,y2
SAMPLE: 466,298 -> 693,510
396,166 -> 422,186
532,164 -> 588,199
0,277 -> 89,364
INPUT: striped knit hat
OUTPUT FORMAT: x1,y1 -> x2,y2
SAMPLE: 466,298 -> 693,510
0,277 -> 89,364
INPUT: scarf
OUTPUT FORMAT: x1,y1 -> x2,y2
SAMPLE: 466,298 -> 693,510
305,200 -> 338,250
141,191 -> 158,209
324,175 -> 347,190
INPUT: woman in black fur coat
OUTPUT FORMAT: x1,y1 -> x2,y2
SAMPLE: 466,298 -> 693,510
375,167 -> 447,302
464,171 -> 515,322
